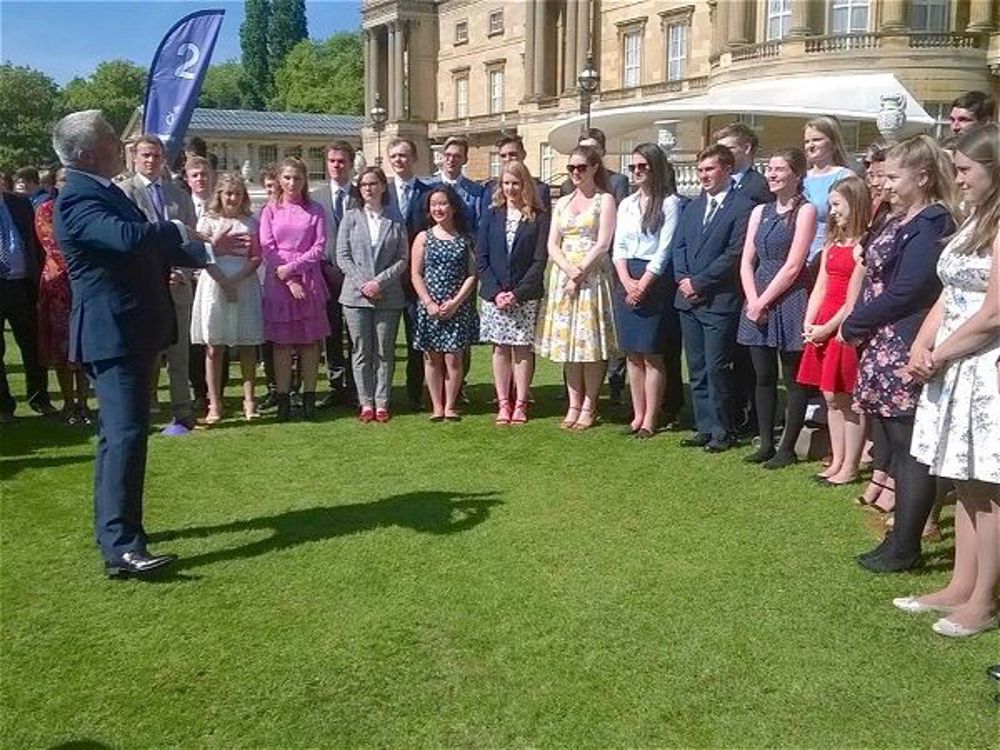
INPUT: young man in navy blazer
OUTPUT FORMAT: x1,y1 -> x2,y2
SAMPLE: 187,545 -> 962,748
428,136 -> 483,232
384,136 -> 431,410
479,134 -> 551,217
52,110 -> 211,577
672,144 -> 754,452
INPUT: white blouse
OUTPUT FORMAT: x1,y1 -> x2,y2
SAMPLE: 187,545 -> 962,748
364,207 -> 383,245
611,192 -> 680,277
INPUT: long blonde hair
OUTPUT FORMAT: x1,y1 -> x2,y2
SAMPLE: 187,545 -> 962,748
886,134 -> 959,220
490,161 -> 544,221
953,123 -> 1000,256
805,116 -> 850,168
826,175 -> 871,246
274,156 -> 310,204
206,172 -> 251,218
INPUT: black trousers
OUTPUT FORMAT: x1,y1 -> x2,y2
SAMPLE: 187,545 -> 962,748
877,415 -> 937,560
663,301 -> 685,419
732,343 -> 757,430
324,298 -> 353,391
0,277 -> 50,413
748,346 -> 808,454
402,299 -> 424,405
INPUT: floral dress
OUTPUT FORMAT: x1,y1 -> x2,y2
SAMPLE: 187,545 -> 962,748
414,231 -> 479,352
853,215 -> 916,417
910,220 -> 1000,483
535,192 -> 618,362
34,199 -> 73,367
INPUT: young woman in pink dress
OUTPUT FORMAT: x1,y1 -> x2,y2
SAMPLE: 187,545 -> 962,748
797,175 -> 871,485
259,157 -> 330,420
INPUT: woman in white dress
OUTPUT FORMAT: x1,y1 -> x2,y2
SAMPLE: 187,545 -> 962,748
191,172 -> 265,423
896,124 -> 1000,639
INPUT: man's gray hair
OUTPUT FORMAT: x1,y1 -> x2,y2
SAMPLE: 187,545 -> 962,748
52,110 -> 114,167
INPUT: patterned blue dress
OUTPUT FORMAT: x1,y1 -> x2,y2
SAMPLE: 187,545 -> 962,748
414,231 -> 479,352
736,202 -> 808,351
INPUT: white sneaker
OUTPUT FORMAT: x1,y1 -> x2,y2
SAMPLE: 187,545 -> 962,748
931,615 -> 999,638
892,596 -> 953,614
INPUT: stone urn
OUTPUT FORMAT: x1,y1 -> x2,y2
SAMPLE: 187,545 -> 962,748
876,94 -> 907,145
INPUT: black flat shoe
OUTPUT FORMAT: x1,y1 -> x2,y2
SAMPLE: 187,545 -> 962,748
857,549 -> 922,574
444,414 -> 462,422
429,415 -> 445,423
744,447 -> 776,464
635,428 -> 654,439
704,439 -> 732,453
680,433 -> 711,447
762,451 -> 797,470
988,664 -> 1000,681
105,550 -> 176,578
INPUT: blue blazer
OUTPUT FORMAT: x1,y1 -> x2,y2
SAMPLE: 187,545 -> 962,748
476,206 -> 550,303
426,175 -> 484,232
733,168 -> 774,206
53,171 -> 210,364
671,190 -> 755,314
386,176 -> 431,242
842,203 -> 953,346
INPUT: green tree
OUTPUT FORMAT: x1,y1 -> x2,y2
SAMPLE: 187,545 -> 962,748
271,32 -> 363,115
61,59 -> 145,135
240,0 -> 272,110
0,64 -> 60,172
199,61 -> 244,109
269,0 -> 308,74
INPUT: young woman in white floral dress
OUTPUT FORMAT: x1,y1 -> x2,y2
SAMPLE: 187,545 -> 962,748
536,145 -> 618,430
897,124 -> 1000,639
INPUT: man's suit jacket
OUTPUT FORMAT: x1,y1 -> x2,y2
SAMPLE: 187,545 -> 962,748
118,174 -> 199,287
426,174 -> 484,231
311,180 -> 361,265
335,208 -> 409,310
53,171 -> 209,364
386,176 -> 431,242
732,167 -> 774,206
480,177 -> 551,219
671,190 -> 755,315
559,169 -> 631,205
1,191 -> 44,286
476,206 -> 550,303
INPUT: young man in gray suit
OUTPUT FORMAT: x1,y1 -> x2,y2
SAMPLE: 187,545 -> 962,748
311,140 -> 361,408
119,135 -> 201,431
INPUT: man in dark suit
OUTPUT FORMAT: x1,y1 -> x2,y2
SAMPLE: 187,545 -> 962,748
427,136 -> 484,232
119,135 -> 200,431
385,136 -> 432,410
0,190 -> 56,422
714,122 -> 775,437
672,144 -> 754,452
479,134 -> 551,217
52,110 -> 211,577
312,139 -> 361,408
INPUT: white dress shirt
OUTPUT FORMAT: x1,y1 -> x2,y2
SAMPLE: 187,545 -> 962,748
394,176 -> 416,215
703,187 -> 729,225
364,207 -> 383,245
612,193 -> 681,277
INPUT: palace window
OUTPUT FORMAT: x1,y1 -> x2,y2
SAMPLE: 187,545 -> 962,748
488,67 -> 505,114
623,30 -> 642,88
257,144 -> 278,169
666,22 -> 688,81
539,143 -> 554,183
454,19 -> 469,45
489,151 -> 501,178
488,9 -> 504,36
830,0 -> 870,33
306,147 -> 325,182
766,0 -> 792,40
455,73 -> 469,119
909,0 -> 949,31
619,138 -> 634,174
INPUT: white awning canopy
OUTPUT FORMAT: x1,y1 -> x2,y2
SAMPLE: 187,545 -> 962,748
548,72 -> 934,152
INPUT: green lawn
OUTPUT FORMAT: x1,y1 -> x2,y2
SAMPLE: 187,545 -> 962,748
2,339 -> 997,748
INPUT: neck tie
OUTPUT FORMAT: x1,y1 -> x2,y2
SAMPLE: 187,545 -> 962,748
703,196 -> 719,228
148,182 -> 166,221
333,188 -> 344,223
401,183 -> 411,217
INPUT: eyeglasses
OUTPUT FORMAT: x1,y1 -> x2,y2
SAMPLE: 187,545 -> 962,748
566,163 -> 589,174
627,163 -> 649,174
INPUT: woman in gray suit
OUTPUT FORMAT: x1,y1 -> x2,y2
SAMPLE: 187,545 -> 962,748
336,167 -> 409,422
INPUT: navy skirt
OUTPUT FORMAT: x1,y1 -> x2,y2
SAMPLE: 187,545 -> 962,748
612,258 -> 671,354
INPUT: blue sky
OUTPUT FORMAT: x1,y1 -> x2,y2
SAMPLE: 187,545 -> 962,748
0,0 -> 361,84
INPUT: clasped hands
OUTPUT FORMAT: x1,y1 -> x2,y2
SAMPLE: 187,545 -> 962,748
562,264 -> 586,298
360,279 -> 382,301
494,290 -> 518,310
621,276 -> 650,307
744,298 -> 767,323
899,341 -> 939,384
677,277 -> 703,305
425,297 -> 458,320
275,264 -> 306,300
803,321 -> 835,345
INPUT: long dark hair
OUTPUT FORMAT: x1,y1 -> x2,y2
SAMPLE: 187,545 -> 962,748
770,146 -> 808,227
423,184 -> 472,241
632,143 -> 674,236
571,144 -> 612,194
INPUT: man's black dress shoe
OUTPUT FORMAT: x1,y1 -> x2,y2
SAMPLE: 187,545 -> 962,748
857,549 -> 921,574
105,551 -> 176,578
704,438 -> 732,453
988,664 -> 1000,681
680,433 -> 711,447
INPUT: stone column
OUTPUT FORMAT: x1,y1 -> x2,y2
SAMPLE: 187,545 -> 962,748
788,0 -> 813,38
364,29 -> 374,115
967,0 -> 995,32
563,1 -> 578,93
533,0 -> 548,97
576,0 -> 590,73
386,23 -> 397,119
524,0 -> 536,98
727,0 -> 754,46
880,0 -> 909,32
393,21 -> 405,121
710,0 -> 730,57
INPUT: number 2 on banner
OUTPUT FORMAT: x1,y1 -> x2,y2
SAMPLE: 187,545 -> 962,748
175,43 -> 201,79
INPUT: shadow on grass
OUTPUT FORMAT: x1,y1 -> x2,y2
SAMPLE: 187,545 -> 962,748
0,416 -> 95,480
148,490 -> 503,572
49,742 -> 114,750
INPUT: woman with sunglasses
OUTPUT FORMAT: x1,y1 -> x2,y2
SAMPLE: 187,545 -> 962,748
537,145 -> 618,430
611,144 -> 681,437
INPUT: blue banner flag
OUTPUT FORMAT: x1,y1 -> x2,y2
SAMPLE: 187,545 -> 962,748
142,9 -> 225,164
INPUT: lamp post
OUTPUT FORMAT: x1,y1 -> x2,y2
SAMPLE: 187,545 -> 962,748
577,53 -> 600,131
370,92 -> 388,167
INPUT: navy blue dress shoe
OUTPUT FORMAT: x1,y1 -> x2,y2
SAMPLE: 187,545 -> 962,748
704,437 -> 732,453
105,551 -> 176,578
680,433 -> 711,447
